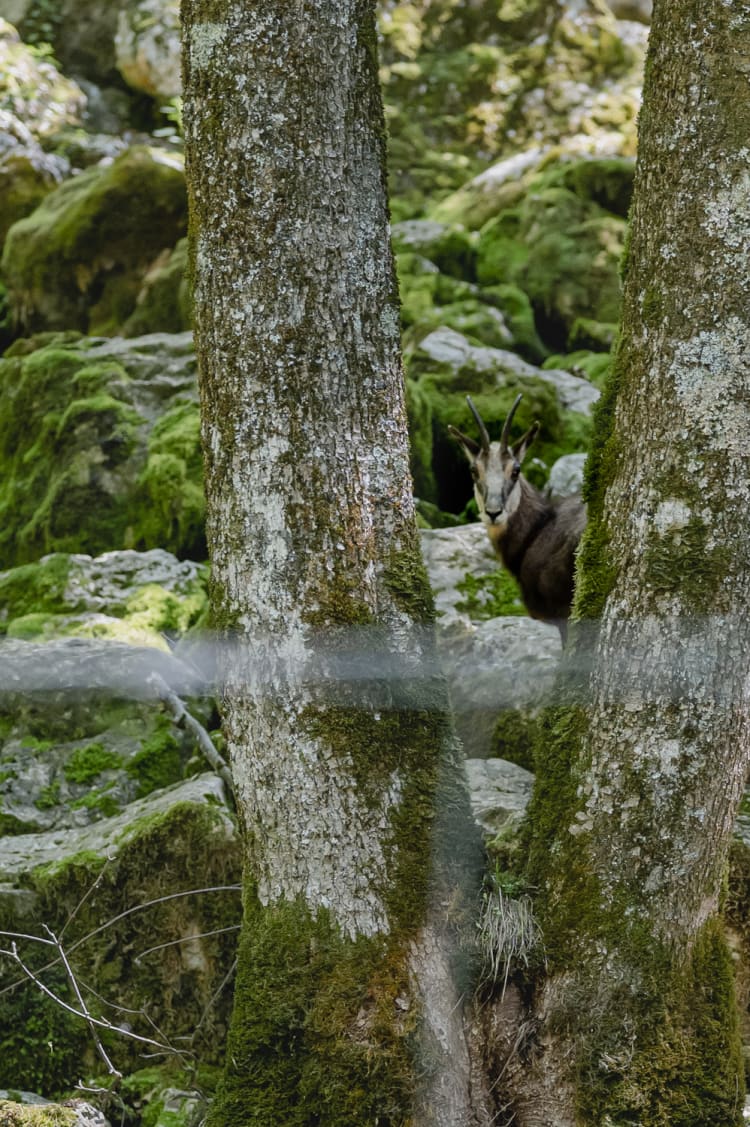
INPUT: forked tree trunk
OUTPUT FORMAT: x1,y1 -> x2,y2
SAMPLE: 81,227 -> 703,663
503,1 -> 750,1123
181,2 -> 482,1123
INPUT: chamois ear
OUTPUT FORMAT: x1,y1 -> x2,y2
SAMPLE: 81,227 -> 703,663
512,421 -> 540,464
448,425 -> 481,461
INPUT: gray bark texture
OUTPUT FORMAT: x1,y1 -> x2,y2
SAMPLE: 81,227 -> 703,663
181,2 -> 482,1123
498,1 -> 750,1123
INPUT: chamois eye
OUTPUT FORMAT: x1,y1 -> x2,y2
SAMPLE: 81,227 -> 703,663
511,463 -> 520,481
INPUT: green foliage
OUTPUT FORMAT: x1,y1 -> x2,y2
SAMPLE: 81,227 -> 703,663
0,967 -> 84,1098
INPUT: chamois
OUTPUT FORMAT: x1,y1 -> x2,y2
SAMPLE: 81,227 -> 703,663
448,395 -> 586,640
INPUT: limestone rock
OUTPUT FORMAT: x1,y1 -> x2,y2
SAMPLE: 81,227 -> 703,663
464,757 -> 535,836
0,772 -> 228,878
547,452 -> 587,500
421,524 -> 562,759
416,326 -> 600,414
115,0 -> 181,101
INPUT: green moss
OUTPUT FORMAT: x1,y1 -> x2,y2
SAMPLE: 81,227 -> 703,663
0,343 -> 146,567
475,182 -> 626,349
383,538 -> 436,624
571,333 -> 625,621
644,516 -> 733,614
0,1105 -> 76,1126
5,611 -> 57,639
455,567 -> 525,619
642,284 -> 664,327
126,713 -> 184,797
570,918 -> 745,1126
34,779 -> 60,809
491,709 -> 539,771
123,239 -> 192,338
124,581 -> 208,637
3,804 -> 240,1094
131,400 -> 206,559
544,347 -> 612,390
479,283 -> 548,362
208,898 -> 417,1127
70,785 -> 121,818
64,742 -> 123,784
1,147 -> 188,336
404,376 -> 437,503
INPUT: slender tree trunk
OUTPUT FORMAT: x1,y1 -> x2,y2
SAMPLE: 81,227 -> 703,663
504,1 -> 750,1123
181,2 -> 482,1123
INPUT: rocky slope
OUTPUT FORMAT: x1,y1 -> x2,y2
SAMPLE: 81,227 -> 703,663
17,3 -> 750,1125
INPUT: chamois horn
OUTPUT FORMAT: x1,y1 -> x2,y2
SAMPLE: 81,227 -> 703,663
500,393 -> 523,454
466,396 -> 490,453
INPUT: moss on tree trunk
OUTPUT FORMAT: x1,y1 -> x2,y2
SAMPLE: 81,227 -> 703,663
181,1 -> 482,1123
508,2 -> 750,1123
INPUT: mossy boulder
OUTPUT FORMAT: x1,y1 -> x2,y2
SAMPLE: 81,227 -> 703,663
432,151 -> 635,231
0,548 -> 208,644
0,634 -> 215,831
1,146 -> 187,336
0,772 -> 239,1095
122,237 -> 191,337
0,332 -> 203,566
475,181 -> 626,348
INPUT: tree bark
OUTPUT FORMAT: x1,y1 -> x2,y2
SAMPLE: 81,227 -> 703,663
181,2 -> 482,1123
508,1 -> 750,1123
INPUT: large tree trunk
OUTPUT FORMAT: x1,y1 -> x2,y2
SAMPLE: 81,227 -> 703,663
502,1 -> 750,1123
181,2 -> 482,1123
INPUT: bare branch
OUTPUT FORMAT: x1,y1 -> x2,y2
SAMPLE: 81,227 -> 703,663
0,885 -> 241,1001
42,923 -> 122,1079
146,671 -> 234,800
135,924 -> 241,962
5,941 -> 191,1056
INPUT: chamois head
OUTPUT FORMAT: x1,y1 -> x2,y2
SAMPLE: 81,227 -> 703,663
448,394 -> 540,530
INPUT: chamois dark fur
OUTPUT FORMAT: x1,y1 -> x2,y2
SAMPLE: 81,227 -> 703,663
448,395 -> 587,640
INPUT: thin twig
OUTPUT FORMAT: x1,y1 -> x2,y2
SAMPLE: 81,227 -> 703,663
0,929 -> 56,946
136,924 -> 241,962
0,885 -> 241,1001
4,942 -> 190,1055
60,854 -> 114,941
191,956 -> 238,1040
43,924 -> 122,1079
